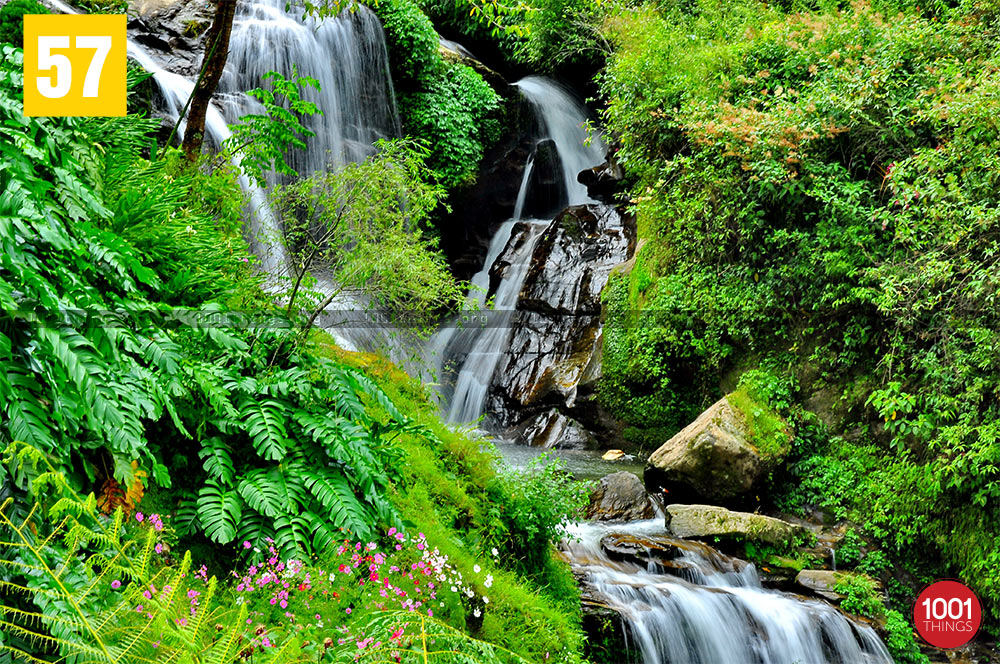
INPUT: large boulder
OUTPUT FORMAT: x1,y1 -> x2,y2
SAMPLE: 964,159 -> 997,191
586,472 -> 655,521
665,504 -> 808,547
646,396 -> 771,504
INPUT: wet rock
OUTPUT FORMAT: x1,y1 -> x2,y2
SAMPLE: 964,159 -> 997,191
578,155 -> 624,203
522,139 -> 568,219
487,204 -> 634,426
513,408 -> 595,450
128,0 -> 213,76
646,396 -> 768,504
666,504 -> 808,547
795,570 -> 848,602
440,95 -> 538,282
600,532 -> 753,580
795,570 -> 881,603
602,449 -> 625,461
586,472 -> 655,521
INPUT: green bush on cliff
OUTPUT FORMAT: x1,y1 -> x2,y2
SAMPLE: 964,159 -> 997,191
374,0 -> 503,190
0,0 -> 48,47
597,0 -> 1000,632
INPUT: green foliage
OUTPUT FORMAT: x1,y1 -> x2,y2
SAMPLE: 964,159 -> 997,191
485,455 -> 591,576
836,528 -> 865,568
0,0 -> 48,47
0,37 -> 589,664
273,138 -> 464,329
226,68 -> 322,186
0,47 -> 418,559
398,63 -> 502,189
832,572 -> 928,664
597,0 -> 1000,625
375,0 -> 503,190
517,0 -> 604,69
332,611 -> 530,663
729,374 -> 792,460
0,463 -> 305,664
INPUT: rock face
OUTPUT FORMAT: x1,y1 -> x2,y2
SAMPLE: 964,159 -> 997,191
795,570 -> 881,603
488,204 -> 634,428
513,408 -> 595,449
578,155 -> 624,203
586,472 -> 655,522
665,504 -> 808,547
439,96 -> 537,282
646,396 -> 765,504
795,570 -> 847,601
128,0 -> 213,76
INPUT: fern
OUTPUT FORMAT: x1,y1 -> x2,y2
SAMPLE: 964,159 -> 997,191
334,611 -> 531,664
198,438 -> 236,485
0,452 -> 308,664
239,397 -> 289,461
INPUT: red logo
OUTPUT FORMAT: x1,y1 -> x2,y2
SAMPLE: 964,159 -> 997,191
913,580 -> 981,648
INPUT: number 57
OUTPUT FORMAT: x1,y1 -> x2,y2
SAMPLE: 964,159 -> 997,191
37,36 -> 112,99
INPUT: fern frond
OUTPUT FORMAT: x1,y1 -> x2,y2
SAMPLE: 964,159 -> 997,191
196,481 -> 242,544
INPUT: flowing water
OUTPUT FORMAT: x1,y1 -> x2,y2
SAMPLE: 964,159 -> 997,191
435,76 -> 606,423
565,520 -> 894,664
120,13 -> 896,659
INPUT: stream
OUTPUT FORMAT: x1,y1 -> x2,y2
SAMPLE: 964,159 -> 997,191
118,3 -> 895,659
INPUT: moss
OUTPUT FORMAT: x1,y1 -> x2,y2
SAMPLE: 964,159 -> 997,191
728,389 -> 791,461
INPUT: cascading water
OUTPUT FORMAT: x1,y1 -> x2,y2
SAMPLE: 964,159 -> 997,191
565,520 -> 894,664
124,1 -> 400,345
436,76 -> 606,423
218,0 -> 400,176
121,0 -> 400,277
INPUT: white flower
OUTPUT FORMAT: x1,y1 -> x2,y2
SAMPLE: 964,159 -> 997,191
473,608 -> 482,617
482,597 -> 489,604
484,575 -> 493,589
473,564 -> 481,573
491,548 -> 498,557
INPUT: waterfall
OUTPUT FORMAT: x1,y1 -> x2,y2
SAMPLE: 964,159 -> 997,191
219,0 -> 400,175
125,2 -> 398,279
564,520 -> 894,664
437,76 -> 606,424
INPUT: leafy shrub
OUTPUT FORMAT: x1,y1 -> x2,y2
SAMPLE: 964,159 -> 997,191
596,0 -> 1000,626
485,455 -> 590,576
0,0 -> 47,47
399,63 -> 501,189
375,0 -> 503,190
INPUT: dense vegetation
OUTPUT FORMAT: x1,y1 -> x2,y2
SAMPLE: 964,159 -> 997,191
4,0 -> 1000,657
593,0 -> 1000,639
0,38 -> 587,662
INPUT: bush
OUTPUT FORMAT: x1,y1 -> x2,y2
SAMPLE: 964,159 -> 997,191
399,62 -> 501,189
0,0 -> 48,47
375,0 -> 503,190
597,0 -> 1000,629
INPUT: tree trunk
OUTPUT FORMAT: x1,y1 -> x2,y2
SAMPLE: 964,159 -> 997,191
181,0 -> 239,160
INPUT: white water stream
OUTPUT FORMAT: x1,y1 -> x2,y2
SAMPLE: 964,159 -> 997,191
436,77 -> 606,423
564,520 -> 894,664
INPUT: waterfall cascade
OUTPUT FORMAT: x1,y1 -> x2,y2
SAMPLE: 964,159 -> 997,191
125,1 -> 399,343
435,76 -> 607,423
116,16 -> 896,661
565,519 -> 894,664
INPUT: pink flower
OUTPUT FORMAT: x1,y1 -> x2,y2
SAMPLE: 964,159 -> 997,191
243,541 -> 252,549
111,580 -> 121,589
135,513 -> 144,523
